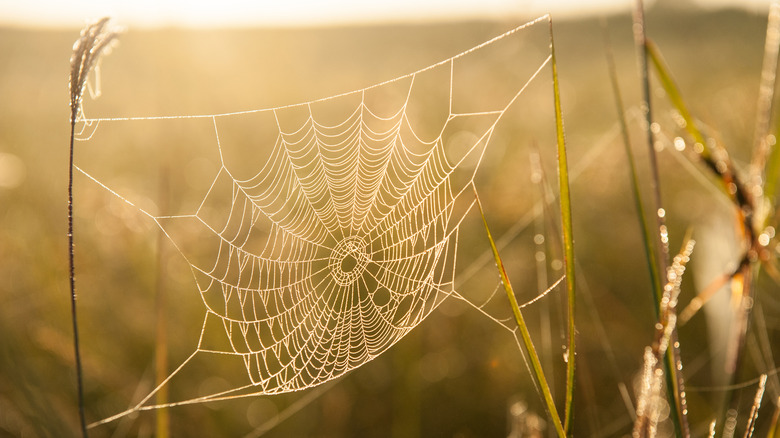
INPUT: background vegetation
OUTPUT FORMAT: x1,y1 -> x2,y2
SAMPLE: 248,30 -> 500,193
1,3 -> 778,436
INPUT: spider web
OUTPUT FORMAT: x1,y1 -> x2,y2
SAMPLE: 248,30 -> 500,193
75,15 -> 561,427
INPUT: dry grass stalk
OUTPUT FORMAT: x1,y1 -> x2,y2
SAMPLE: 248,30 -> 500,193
67,17 -> 119,438
743,374 -> 768,438
633,239 -> 695,438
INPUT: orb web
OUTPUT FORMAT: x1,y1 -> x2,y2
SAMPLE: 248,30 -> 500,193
191,95 -> 463,393
76,15 -> 556,427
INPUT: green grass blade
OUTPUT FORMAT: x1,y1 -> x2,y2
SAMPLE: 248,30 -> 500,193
647,39 -> 756,256
473,188 -> 565,438
548,17 -> 576,434
644,39 -> 708,156
603,19 -> 664,320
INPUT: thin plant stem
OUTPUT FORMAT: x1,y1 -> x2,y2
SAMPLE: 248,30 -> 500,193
155,166 -> 171,438
68,106 -> 88,438
632,0 -> 669,269
548,18 -> 576,434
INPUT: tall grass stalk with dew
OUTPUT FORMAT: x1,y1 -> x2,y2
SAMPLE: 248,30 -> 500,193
68,17 -> 118,438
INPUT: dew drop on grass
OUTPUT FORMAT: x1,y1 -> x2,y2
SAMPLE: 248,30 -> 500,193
659,225 -> 669,245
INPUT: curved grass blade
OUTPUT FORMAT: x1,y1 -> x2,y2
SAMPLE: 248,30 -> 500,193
473,188 -> 565,438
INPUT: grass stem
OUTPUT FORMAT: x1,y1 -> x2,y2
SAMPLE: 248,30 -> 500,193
68,108 -> 88,438
155,167 -> 171,438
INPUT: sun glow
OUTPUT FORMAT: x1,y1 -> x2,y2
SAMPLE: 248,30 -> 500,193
2,0 -> 773,29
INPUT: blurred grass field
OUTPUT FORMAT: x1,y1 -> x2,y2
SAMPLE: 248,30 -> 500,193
1,4 -> 779,437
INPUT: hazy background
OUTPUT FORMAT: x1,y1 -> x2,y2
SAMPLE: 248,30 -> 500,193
1,1 -> 779,437
0,0 -> 774,27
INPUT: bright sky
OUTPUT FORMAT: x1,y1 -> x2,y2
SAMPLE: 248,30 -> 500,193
0,0 -> 774,28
